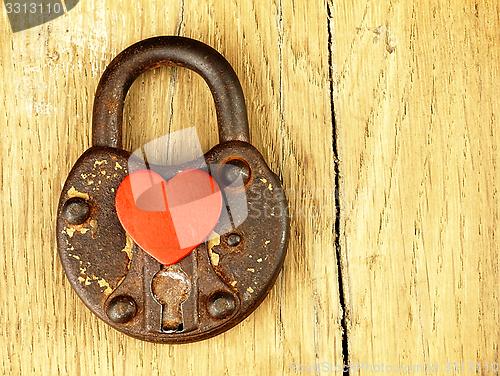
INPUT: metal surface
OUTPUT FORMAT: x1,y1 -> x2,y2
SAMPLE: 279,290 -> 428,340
92,36 -> 250,148
57,36 -> 289,343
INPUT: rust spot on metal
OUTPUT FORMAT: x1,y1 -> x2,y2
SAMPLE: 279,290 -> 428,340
94,160 -> 108,167
89,219 -> 98,232
114,237 -> 133,290
210,252 -> 220,267
98,278 -> 113,296
65,221 -> 91,237
208,231 -> 221,267
121,233 -> 133,267
67,187 -> 89,200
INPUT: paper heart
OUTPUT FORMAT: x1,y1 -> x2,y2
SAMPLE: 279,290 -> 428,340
115,169 -> 223,265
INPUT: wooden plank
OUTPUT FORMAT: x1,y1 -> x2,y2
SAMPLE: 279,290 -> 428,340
332,0 -> 500,371
0,0 -> 341,374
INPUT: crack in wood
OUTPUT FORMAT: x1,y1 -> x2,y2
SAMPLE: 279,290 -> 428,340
327,1 -> 350,374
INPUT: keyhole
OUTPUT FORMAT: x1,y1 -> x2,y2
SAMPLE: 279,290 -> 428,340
151,264 -> 191,332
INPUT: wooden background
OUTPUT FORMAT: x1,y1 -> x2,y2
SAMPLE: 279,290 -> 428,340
0,0 -> 498,374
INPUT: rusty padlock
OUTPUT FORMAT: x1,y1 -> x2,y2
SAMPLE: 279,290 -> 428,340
56,36 -> 289,343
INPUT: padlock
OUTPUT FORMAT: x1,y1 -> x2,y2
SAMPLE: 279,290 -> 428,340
56,36 -> 289,343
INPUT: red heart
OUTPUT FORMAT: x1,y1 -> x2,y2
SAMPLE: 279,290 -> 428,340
115,169 -> 223,265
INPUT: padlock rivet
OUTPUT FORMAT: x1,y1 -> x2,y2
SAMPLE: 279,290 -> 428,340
221,159 -> 250,186
227,233 -> 241,247
106,295 -> 137,324
207,292 -> 236,319
62,197 -> 91,225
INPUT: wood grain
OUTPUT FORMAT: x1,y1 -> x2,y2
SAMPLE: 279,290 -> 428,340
332,0 -> 500,372
0,0 -> 341,374
3,0 -> 498,374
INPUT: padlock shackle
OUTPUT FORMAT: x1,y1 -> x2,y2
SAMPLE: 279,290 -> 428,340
92,36 -> 250,148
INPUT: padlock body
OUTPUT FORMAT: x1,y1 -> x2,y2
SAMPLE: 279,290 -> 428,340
57,142 -> 289,343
